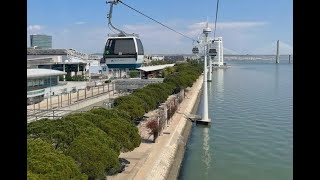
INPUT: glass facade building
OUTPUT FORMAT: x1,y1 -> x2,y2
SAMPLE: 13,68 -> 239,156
30,34 -> 52,49
27,77 -> 58,91
27,76 -> 59,105
27,69 -> 66,105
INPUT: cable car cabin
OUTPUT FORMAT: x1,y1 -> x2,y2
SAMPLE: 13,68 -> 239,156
103,36 -> 144,69
192,47 -> 199,54
208,48 -> 217,57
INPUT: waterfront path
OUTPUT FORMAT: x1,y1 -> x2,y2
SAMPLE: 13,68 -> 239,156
107,75 -> 203,180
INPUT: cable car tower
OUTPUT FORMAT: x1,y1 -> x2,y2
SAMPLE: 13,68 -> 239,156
191,21 -> 212,125
102,0 -> 144,70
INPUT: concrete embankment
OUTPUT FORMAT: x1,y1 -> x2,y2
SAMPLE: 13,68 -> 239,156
166,80 -> 202,180
143,75 -> 203,180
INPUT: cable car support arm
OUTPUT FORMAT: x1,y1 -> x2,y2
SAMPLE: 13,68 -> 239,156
106,0 -> 127,36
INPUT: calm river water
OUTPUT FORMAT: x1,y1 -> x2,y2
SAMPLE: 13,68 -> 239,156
179,60 -> 293,180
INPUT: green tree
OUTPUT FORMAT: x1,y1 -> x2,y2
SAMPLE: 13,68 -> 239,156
64,115 -> 121,152
113,95 -> 146,120
27,116 -> 123,179
68,112 -> 141,152
66,132 -> 120,179
162,66 -> 176,78
27,139 -> 87,180
90,108 -> 131,121
113,95 -> 145,107
115,103 -> 145,121
27,118 -> 84,152
129,70 -> 140,78
27,171 -> 44,180
132,92 -> 156,112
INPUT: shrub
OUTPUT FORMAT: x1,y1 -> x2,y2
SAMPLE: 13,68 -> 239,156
146,119 -> 159,143
129,70 -> 140,78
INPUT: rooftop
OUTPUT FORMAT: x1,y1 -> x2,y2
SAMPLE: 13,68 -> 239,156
136,64 -> 175,72
27,48 -> 101,60
27,68 -> 67,78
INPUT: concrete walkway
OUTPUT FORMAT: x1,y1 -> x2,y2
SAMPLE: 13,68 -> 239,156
27,84 -> 114,112
27,87 -> 125,123
107,75 -> 203,180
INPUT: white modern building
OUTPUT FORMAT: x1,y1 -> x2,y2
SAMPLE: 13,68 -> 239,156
211,37 -> 224,66
27,48 -> 102,78
151,55 -> 165,61
27,69 -> 87,105
27,48 -> 131,82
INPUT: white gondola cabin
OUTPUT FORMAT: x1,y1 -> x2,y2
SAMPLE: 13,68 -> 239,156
102,35 -> 144,69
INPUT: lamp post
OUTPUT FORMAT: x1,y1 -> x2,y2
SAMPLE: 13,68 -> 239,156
157,111 -> 160,138
49,64 -> 52,110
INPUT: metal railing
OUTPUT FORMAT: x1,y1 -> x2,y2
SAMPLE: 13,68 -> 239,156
27,109 -> 87,122
27,99 -> 116,123
27,84 -> 114,111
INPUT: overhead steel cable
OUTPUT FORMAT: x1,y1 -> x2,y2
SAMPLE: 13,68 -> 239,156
213,0 -> 220,38
118,0 -> 197,42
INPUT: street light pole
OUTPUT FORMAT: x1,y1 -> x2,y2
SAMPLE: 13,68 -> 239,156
157,112 -> 160,138
50,64 -> 52,110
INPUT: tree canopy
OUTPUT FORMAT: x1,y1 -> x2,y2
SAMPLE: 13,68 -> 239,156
27,138 -> 87,180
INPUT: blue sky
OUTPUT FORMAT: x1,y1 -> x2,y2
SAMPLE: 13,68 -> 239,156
27,0 -> 293,54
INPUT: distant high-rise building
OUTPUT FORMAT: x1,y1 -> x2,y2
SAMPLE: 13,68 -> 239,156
30,34 -> 52,49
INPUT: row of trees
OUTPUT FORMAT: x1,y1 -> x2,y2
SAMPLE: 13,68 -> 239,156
27,108 -> 141,180
113,62 -> 203,123
143,59 -> 175,66
129,70 -> 140,78
27,62 -> 203,180
66,75 -> 87,81
59,75 -> 87,81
